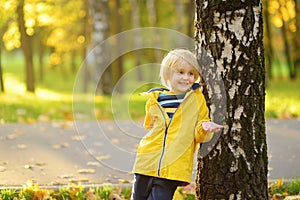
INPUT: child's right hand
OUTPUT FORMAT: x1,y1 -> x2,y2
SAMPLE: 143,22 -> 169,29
202,122 -> 223,133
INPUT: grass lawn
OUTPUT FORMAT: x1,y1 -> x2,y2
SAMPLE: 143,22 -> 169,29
0,52 -> 300,123
1,76 -> 300,123
1,75 -> 300,123
266,78 -> 300,119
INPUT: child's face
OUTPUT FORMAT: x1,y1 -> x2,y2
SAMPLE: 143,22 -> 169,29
169,61 -> 196,94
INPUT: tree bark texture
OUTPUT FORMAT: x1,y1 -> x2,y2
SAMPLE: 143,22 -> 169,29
17,0 -> 35,93
195,0 -> 268,199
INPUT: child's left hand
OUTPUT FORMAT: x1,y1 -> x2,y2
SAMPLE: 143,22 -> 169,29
202,122 -> 223,133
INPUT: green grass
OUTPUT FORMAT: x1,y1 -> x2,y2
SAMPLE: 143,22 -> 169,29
0,52 -> 300,123
269,178 -> 300,196
2,76 -> 300,123
266,78 -> 300,119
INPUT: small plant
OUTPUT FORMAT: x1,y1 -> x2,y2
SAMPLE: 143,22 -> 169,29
0,189 -> 17,200
18,180 -> 51,200
94,185 -> 113,199
70,185 -> 85,200
52,187 -> 71,200
121,187 -> 132,199
269,178 -> 300,196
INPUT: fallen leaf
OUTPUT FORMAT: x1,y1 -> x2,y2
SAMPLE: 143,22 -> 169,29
51,180 -> 65,186
60,142 -> 69,148
58,174 -> 74,179
79,177 -> 90,182
93,142 -> 102,147
268,167 -> 274,171
107,125 -> 114,131
87,161 -> 101,167
68,178 -> 87,184
26,117 -> 36,123
24,164 -> 33,170
17,144 -> 27,149
38,114 -> 50,122
77,168 -> 95,174
118,179 -> 130,184
97,154 -> 111,160
35,162 -> 47,166
52,145 -> 61,149
6,134 -> 17,140
111,138 -> 120,144
52,142 -> 69,149
0,166 -> 6,172
72,135 -> 86,141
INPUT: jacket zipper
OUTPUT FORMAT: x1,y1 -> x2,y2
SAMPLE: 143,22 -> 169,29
156,90 -> 194,176
157,109 -> 173,176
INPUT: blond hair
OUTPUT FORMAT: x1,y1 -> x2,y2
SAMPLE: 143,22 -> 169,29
160,49 -> 201,88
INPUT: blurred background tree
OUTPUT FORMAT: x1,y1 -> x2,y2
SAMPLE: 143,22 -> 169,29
0,0 -> 298,94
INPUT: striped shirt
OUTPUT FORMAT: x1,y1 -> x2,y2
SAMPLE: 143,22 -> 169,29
157,93 -> 186,119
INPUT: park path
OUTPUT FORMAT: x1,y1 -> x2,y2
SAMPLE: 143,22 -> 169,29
0,119 -> 299,187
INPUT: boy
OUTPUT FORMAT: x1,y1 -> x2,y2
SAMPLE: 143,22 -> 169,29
131,49 -> 223,200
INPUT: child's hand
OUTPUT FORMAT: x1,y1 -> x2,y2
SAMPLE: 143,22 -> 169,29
202,122 -> 223,133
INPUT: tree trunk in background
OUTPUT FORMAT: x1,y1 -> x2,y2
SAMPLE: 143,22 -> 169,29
174,0 -> 184,32
0,45 -> 4,92
17,0 -> 35,93
81,0 -> 91,93
89,0 -> 112,95
186,1 -> 195,38
195,0 -> 268,199
292,0 -> 300,76
0,26 -> 6,92
38,37 -> 44,82
112,0 -> 124,93
130,0 -> 143,81
263,0 -> 274,80
147,0 -> 162,64
278,0 -> 295,79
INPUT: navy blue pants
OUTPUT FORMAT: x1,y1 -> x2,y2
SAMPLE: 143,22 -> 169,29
131,174 -> 182,200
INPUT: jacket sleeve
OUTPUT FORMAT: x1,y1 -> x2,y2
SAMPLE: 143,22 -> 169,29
195,91 -> 213,143
143,99 -> 153,130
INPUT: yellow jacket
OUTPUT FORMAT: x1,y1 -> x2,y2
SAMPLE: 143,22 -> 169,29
133,84 -> 213,184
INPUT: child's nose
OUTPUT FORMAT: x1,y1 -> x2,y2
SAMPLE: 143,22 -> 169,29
182,73 -> 188,79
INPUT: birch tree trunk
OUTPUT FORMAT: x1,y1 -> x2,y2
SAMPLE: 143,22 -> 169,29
195,0 -> 268,199
89,0 -> 112,94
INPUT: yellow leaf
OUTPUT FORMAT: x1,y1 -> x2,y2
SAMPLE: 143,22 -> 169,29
97,154 -> 111,160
